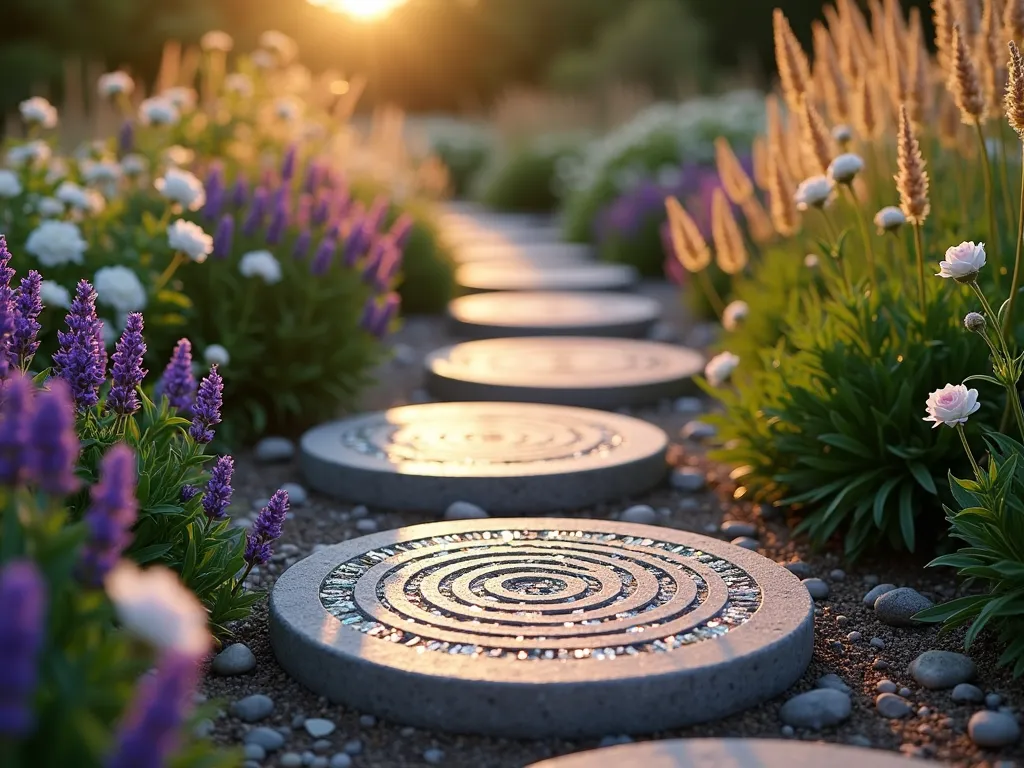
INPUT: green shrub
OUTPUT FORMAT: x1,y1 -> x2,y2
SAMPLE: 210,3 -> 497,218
433,139 -> 492,198
478,141 -> 579,213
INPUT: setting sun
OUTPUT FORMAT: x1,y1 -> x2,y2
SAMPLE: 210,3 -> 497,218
307,0 -> 408,21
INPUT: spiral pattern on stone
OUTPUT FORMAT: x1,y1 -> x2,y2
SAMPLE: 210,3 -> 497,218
320,528 -> 761,660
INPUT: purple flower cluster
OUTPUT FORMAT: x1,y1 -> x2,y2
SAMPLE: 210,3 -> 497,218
202,164 -> 225,221
107,313 -> 147,416
10,271 -> 42,370
0,236 -> 16,379
107,651 -> 200,768
0,559 -> 47,737
180,484 -> 200,502
189,366 -> 223,444
80,443 -> 138,585
243,489 -> 289,566
213,214 -> 234,259
201,455 -> 233,519
242,187 -> 268,237
52,280 -> 107,410
359,293 -> 400,339
0,373 -> 34,486
158,339 -> 196,411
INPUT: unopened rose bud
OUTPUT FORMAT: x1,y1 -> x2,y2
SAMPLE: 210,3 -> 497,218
964,312 -> 987,333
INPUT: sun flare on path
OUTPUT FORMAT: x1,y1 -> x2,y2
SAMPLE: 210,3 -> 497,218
307,0 -> 408,21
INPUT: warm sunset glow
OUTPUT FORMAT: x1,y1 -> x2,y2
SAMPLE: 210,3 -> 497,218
307,0 -> 408,21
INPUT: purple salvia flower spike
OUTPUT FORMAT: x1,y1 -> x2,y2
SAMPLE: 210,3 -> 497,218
180,484 -> 200,502
160,338 -> 196,411
358,298 -> 379,335
107,651 -> 200,768
230,176 -> 248,208
388,213 -> 415,250
310,238 -> 336,276
343,219 -> 368,267
10,271 -> 42,369
80,443 -> 138,585
27,378 -> 80,496
0,372 -> 35,487
52,280 -> 106,410
281,144 -> 298,182
371,293 -> 400,338
0,236 -> 15,380
201,183 -> 224,222
365,195 -> 390,234
241,187 -> 268,237
107,313 -> 147,416
303,160 -> 322,194
189,365 -> 223,444
311,190 -> 331,226
373,247 -> 401,293
201,455 -> 234,519
0,235 -> 15,287
293,229 -> 312,260
118,120 -> 134,155
0,560 -> 47,737
266,204 -> 288,245
243,489 -> 289,566
213,214 -> 235,259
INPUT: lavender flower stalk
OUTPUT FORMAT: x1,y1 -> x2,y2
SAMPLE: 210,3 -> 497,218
303,161 -> 323,194
107,651 -> 200,768
189,365 -> 223,444
52,280 -> 106,410
213,214 -> 234,259
241,188 -> 268,236
243,489 -> 290,567
180,484 -> 200,502
159,339 -> 196,411
0,236 -> 15,379
281,144 -> 297,182
373,248 -> 402,293
80,443 -> 138,585
0,372 -> 34,486
27,379 -> 80,496
0,560 -> 47,737
201,455 -> 233,519
266,203 -> 288,245
312,190 -> 331,225
230,176 -> 248,208
343,219 -> 369,267
293,229 -> 312,260
107,313 -> 147,416
10,270 -> 42,370
388,213 -> 415,250
310,238 -> 336,275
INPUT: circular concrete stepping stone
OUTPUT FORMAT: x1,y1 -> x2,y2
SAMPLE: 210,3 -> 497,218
269,520 -> 814,739
448,291 -> 661,339
453,242 -> 593,266
425,337 -> 705,408
526,739 -> 928,767
456,263 -> 637,293
300,402 -> 667,513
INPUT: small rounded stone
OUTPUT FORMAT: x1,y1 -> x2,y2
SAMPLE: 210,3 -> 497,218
359,714 -> 378,727
987,693 -> 1004,709
343,739 -> 363,756
731,536 -> 759,550
873,659 -> 890,671
952,683 -> 985,703
256,436 -> 296,463
244,744 -> 266,761
784,561 -> 812,578
876,693 -> 912,719
670,467 -> 706,492
802,578 -> 830,600
863,583 -> 897,607
330,755 -> 353,768
681,421 -> 717,440
969,710 -> 1021,747
231,694 -> 274,723
620,505 -> 658,525
898,688 -> 911,698
304,718 -> 336,738
847,631 -> 862,642
876,680 -> 897,694
781,725 -> 795,737
281,482 -> 309,506
863,574 -> 880,587
816,674 -> 852,694
245,727 -> 286,751
424,748 -> 446,764
313,740 -> 332,753
280,753 -> 302,768
779,689 -> 852,729
870,637 -> 885,649
720,520 -> 757,538
829,569 -> 846,581
212,643 -> 257,676
355,518 -> 379,533
873,588 -> 933,626
444,501 -> 489,520
908,650 -> 976,689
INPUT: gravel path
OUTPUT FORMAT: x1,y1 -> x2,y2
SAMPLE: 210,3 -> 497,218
202,282 -> 1023,768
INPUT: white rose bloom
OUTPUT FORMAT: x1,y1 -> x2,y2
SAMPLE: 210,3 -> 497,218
36,197 -> 64,218
94,266 -> 147,312
239,250 -> 283,284
120,154 -> 147,176
874,206 -> 907,234
201,30 -> 234,52
224,73 -> 254,98
19,97 -> 58,128
827,153 -> 864,184
139,97 -> 180,126
25,220 -> 87,267
163,145 -> 196,168
923,383 -> 981,428
167,219 -> 214,263
39,280 -> 71,309
937,241 -> 986,281
794,175 -> 835,210
0,170 -> 23,198
704,351 -> 740,387
161,86 -> 197,113
105,562 -> 211,658
155,167 -> 206,211
274,97 -> 302,122
259,30 -> 298,63
6,140 -> 52,168
97,71 -> 134,99
722,300 -> 749,332
80,159 -> 122,185
204,344 -> 230,366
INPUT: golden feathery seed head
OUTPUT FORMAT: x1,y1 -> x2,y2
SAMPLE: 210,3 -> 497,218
1006,40 -> 1024,138
1006,0 -> 1024,43
773,8 -> 814,111
715,136 -> 755,204
664,196 -> 711,273
933,0 -> 957,74
895,103 -> 931,225
752,135 -> 770,191
766,147 -> 800,237
853,73 -> 883,139
711,188 -> 749,275
949,23 -> 988,121
798,97 -> 836,176
979,0 -> 1005,117
812,21 -> 850,124
938,91 -> 966,145
741,197 -> 777,245
956,0 -> 982,39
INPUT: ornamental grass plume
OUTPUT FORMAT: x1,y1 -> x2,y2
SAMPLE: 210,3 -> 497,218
933,0 -> 957,75
949,24 -> 987,121
773,8 -> 814,112
0,560 -> 46,737
107,313 -> 147,417
714,137 -> 754,204
812,22 -> 850,125
711,189 -> 749,276
798,98 -> 835,176
1007,41 -> 1024,139
26,378 -> 79,497
80,443 -> 138,586
0,372 -> 34,486
664,197 -> 711,272
52,280 -> 106,410
10,271 -> 42,370
895,104 -> 931,226
189,366 -> 222,444
767,147 -> 800,237
751,136 -> 770,191
159,339 -> 196,411
853,73 -> 883,140
1007,0 -> 1024,43
978,0 -> 1004,117
201,455 -> 233,520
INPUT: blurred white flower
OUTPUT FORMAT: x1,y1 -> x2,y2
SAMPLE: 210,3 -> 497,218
274,97 -> 302,122
250,49 -> 276,70
105,561 -> 211,659
260,30 -> 298,63
139,97 -> 180,126
704,351 -> 740,387
36,197 -> 65,218
6,140 -> 52,168
120,154 -> 147,176
39,280 -> 71,308
19,97 -> 58,128
56,181 -> 105,214
239,250 -> 283,284
95,266 -> 147,312
204,344 -> 230,366
722,300 -> 749,332
161,86 -> 197,113
937,241 -> 986,281
874,206 -> 906,234
80,159 -> 122,185
804,254 -> 820,268
224,73 -> 254,98
167,220 -> 214,263
794,175 -> 835,210
831,124 -> 853,143
827,153 -> 864,184
163,145 -> 196,168
97,71 -> 134,99
201,30 -> 234,52
100,320 -> 117,348
44,157 -> 67,184
923,383 -> 981,428
0,170 -> 23,198
155,167 -> 206,211
25,221 -> 87,267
